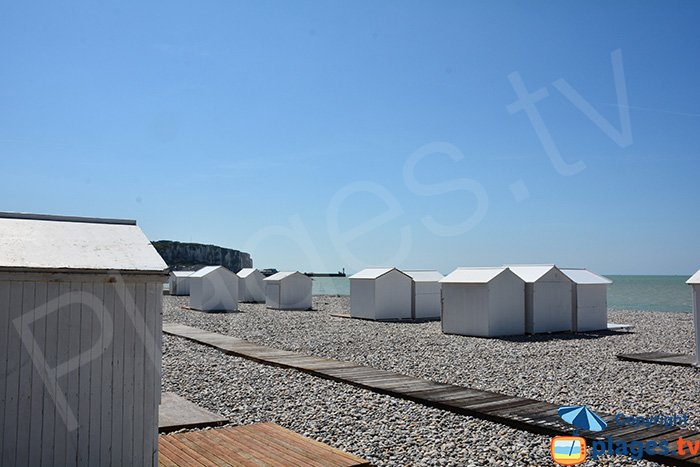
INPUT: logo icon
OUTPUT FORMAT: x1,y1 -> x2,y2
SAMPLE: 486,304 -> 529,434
551,436 -> 587,465
551,405 -> 607,465
558,405 -> 607,432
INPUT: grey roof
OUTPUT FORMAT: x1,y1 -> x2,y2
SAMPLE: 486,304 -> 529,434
402,270 -> 444,282
688,270 -> 700,285
561,268 -> 612,285
0,212 -> 167,273
189,266 -> 227,278
440,267 -> 510,284
264,271 -> 306,282
505,265 -> 559,283
237,268 -> 260,278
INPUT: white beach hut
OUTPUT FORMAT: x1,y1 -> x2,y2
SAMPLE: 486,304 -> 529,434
263,271 -> 312,310
508,265 -> 574,334
687,270 -> 700,365
561,268 -> 612,332
440,267 -> 525,337
189,266 -> 239,312
349,268 -> 413,320
168,270 -> 194,296
237,268 -> 265,303
403,270 -> 444,320
0,212 -> 168,466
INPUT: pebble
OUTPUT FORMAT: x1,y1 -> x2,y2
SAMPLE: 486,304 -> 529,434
162,295 -> 687,466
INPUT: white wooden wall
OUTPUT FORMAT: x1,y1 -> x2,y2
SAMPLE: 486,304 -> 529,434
0,273 -> 162,467
240,273 -> 265,303
279,275 -> 312,310
694,285 -> 700,366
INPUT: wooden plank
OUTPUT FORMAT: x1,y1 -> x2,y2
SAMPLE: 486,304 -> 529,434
444,393 -> 509,412
177,431 -> 237,466
184,429 -> 262,467
316,366 -> 392,379
77,281 -> 93,466
110,281 -> 126,467
407,387 -> 486,401
88,282 -> 104,467
132,283 -> 146,466
210,426 -> 300,467
40,281 -> 59,467
156,439 -> 186,467
121,283 -> 136,463
178,430 -> 246,467
52,281 -> 71,467
488,400 -> 556,419
99,282 -> 115,467
410,387 -> 488,402
467,396 -> 542,414
228,424 -> 332,467
143,282 -> 158,464
253,422 -> 369,466
65,280 -> 81,466
159,436 -> 209,467
158,424 -> 370,467
15,282 -> 36,467
617,352 -> 696,367
28,281 -> 47,467
159,392 -> 228,432
0,281 -> 9,463
154,287 -> 163,462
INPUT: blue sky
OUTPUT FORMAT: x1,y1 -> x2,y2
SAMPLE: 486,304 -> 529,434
1,1 -> 699,274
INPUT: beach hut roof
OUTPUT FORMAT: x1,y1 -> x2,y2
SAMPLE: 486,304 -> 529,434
189,265 -> 224,278
172,271 -> 194,277
0,211 -> 167,273
264,271 -> 304,281
440,267 -> 510,284
506,265 -> 559,282
237,268 -> 259,278
402,270 -> 444,282
561,268 -> 612,285
349,268 -> 406,279
687,270 -> 700,285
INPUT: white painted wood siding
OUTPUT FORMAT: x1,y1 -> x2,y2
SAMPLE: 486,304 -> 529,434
0,274 -> 162,466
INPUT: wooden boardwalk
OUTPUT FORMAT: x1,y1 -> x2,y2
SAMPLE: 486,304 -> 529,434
159,392 -> 229,433
158,423 -> 369,466
163,323 -> 700,466
618,351 -> 696,367
330,312 -> 439,323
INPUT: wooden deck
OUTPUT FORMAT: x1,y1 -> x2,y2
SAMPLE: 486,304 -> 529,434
159,392 -> 229,433
158,423 -> 370,466
163,323 -> 700,466
617,351 -> 696,367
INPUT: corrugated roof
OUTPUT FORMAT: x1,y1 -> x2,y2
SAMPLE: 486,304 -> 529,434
506,265 -> 558,283
0,213 -> 167,273
440,267 -> 509,284
189,266 -> 224,278
403,270 -> 444,282
264,271 -> 304,281
237,268 -> 259,278
561,268 -> 612,285
687,270 -> 700,285
349,268 -> 394,279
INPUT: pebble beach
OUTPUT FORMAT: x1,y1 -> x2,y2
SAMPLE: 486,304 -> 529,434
162,295 -> 699,466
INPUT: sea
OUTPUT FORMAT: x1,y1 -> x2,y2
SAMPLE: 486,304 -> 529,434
311,275 -> 695,313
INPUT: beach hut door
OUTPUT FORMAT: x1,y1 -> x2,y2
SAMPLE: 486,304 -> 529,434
269,283 -> 280,308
